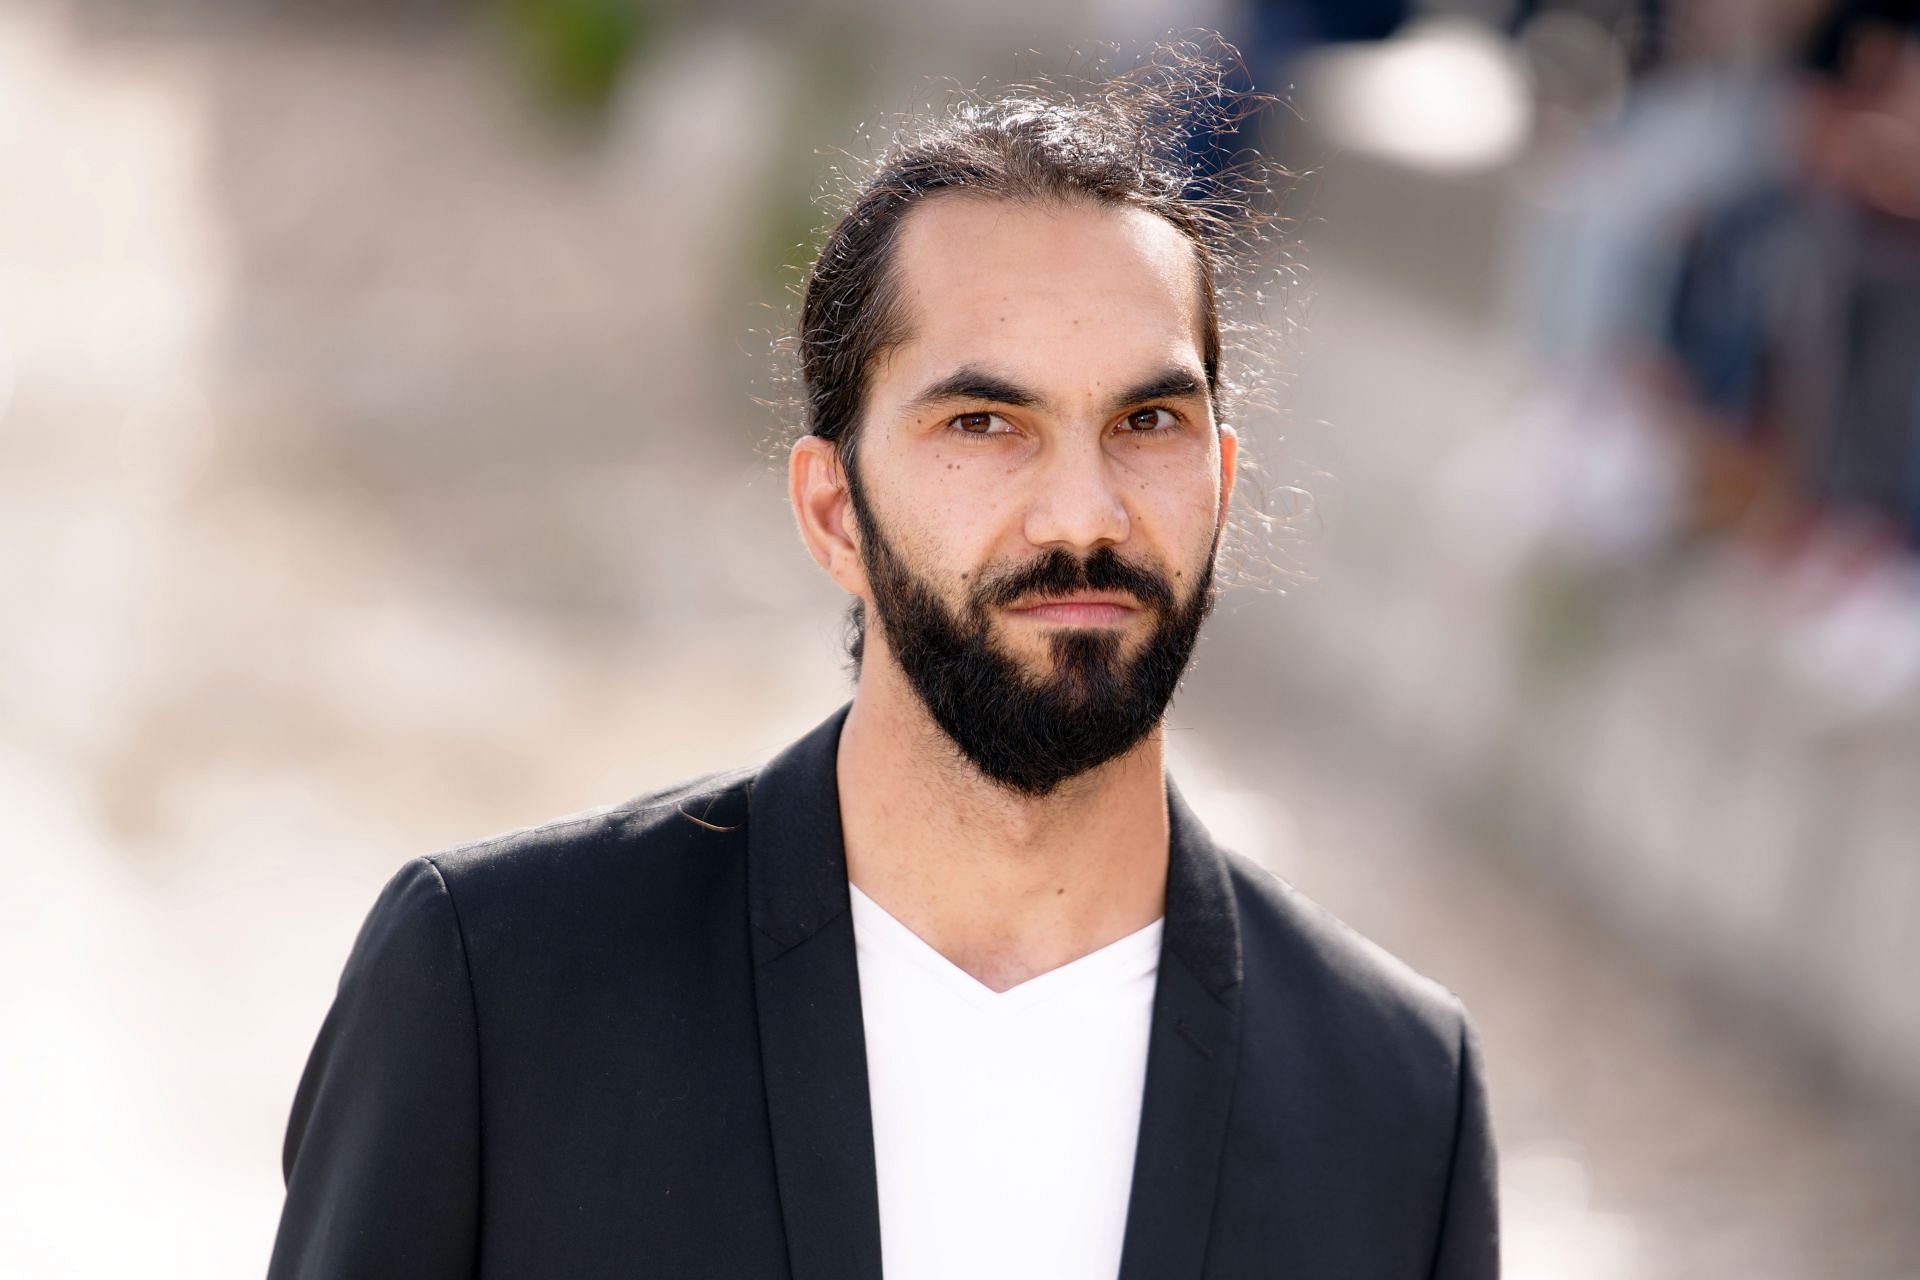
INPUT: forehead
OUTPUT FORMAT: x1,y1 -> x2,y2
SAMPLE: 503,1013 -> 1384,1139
882,195 -> 1207,388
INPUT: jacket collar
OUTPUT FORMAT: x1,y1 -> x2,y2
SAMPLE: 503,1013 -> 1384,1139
746,704 -> 856,956
1117,774 -> 1245,1280
747,702 -> 1244,1280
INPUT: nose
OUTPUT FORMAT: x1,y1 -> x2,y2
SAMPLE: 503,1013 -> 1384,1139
1020,435 -> 1131,553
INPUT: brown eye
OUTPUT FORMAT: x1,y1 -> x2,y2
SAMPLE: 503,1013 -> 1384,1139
951,412 -> 1010,436
1122,408 -> 1174,433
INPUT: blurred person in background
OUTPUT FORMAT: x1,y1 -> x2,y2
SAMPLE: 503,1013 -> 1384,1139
267,45 -> 1497,1280
1660,0 -> 1920,555
1510,0 -> 1920,700
1610,0 -> 1920,691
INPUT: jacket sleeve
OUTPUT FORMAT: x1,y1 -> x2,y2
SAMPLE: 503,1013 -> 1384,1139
1429,1006 -> 1500,1279
268,857 -> 481,1280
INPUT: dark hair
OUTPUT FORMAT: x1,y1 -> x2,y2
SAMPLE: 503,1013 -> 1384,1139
801,41 -> 1274,469
1800,0 -> 1920,76
795,41 -> 1286,663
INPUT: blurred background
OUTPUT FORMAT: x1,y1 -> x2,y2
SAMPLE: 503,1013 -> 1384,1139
2,0 -> 1917,1274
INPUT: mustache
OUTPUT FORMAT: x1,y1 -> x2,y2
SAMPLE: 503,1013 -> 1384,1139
972,546 -> 1176,614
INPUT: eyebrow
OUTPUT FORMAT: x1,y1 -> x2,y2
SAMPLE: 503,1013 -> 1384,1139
1111,369 -> 1206,412
902,364 -> 1210,418
903,367 -> 1045,414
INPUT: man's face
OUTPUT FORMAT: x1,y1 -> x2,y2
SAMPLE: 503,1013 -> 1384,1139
842,195 -> 1236,796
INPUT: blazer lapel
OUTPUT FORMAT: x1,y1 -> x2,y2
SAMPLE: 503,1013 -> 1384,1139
747,709 -> 1244,1280
747,705 -> 884,1280
1117,779 -> 1245,1280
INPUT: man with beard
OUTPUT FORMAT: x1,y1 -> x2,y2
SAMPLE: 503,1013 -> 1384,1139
269,59 -> 1499,1280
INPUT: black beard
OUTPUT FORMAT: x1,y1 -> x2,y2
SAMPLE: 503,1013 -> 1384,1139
851,482 -> 1217,797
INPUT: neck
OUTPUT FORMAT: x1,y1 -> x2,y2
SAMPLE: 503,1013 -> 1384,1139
836,652 -> 1170,993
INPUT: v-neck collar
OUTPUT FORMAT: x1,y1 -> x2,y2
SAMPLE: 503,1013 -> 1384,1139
745,702 -> 1245,1280
847,880 -> 1164,1012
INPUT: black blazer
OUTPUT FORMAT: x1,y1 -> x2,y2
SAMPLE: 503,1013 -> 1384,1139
269,705 -> 1498,1278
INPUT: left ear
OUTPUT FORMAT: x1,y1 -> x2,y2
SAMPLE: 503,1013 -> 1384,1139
1216,422 -> 1239,528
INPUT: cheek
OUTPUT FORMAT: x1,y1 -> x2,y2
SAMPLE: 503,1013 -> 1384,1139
867,460 -> 1017,587
909,449 -> 1030,561
1126,455 -> 1222,566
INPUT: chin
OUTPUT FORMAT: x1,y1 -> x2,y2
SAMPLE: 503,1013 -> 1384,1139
1011,633 -> 1119,676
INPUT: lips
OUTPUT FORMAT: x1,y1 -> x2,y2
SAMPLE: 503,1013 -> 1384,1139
1004,594 -> 1140,624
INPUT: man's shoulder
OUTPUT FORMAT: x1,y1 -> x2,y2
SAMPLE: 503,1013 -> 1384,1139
422,764 -> 758,904
1222,849 -> 1469,1065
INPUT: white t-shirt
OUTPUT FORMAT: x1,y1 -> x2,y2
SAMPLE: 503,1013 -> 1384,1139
848,882 -> 1163,1280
